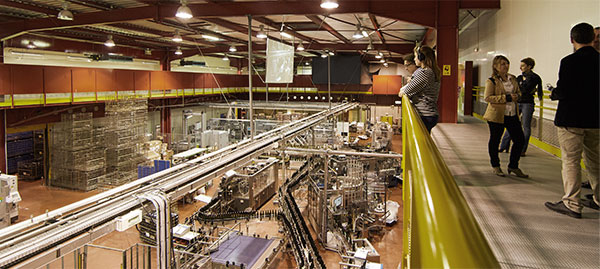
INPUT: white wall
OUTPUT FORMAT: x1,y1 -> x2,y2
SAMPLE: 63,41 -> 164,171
459,0 -> 599,86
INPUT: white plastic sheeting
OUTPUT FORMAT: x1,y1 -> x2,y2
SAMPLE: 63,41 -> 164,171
266,38 -> 294,83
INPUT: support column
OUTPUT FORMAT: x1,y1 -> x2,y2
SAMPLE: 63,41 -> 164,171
436,0 -> 459,123
464,61 -> 474,115
0,110 -> 5,173
160,101 -> 171,144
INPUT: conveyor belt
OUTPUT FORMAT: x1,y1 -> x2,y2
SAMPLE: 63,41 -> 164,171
0,102 -> 357,267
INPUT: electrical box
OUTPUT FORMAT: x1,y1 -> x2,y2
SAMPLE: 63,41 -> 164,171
116,209 -> 142,232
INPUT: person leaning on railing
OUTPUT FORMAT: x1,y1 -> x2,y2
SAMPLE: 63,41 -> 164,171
398,45 -> 441,133
544,22 -> 599,219
482,55 -> 529,178
498,57 -> 543,156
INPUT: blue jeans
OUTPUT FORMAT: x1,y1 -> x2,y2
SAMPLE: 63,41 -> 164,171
500,103 -> 534,153
421,115 -> 439,134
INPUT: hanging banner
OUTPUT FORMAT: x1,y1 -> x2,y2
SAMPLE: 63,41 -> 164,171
266,38 -> 294,83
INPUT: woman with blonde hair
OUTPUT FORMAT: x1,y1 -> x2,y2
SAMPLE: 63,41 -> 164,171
483,55 -> 528,177
398,45 -> 441,133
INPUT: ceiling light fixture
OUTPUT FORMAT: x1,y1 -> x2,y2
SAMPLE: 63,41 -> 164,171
320,0 -> 339,9
172,29 -> 183,42
26,41 -> 36,49
383,62 -> 389,67
353,24 -> 363,39
201,35 -> 220,41
297,42 -> 305,51
145,48 -> 152,55
222,54 -> 229,61
104,35 -> 115,47
321,53 -> 328,58
380,58 -> 386,63
366,42 -> 374,51
175,46 -> 183,55
328,51 -> 335,56
257,25 -> 267,39
375,52 -> 382,59
57,2 -> 74,21
229,46 -> 237,52
362,29 -> 369,37
280,30 -> 292,39
176,0 -> 193,19
305,61 -> 310,66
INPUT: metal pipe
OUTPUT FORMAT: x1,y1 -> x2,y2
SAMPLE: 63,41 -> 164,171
283,147 -> 402,159
248,14 -> 254,140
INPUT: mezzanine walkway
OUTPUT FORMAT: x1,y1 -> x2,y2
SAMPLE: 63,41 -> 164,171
432,117 -> 599,269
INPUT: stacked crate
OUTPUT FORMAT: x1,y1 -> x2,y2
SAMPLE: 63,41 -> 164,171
101,98 -> 149,188
50,113 -> 106,191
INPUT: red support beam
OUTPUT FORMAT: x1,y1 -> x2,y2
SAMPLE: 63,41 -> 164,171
0,110 -> 5,173
464,61 -> 474,115
306,15 -> 351,44
0,6 -> 158,41
0,0 -> 57,15
368,14 -> 386,44
459,0 -> 501,9
436,0 -> 459,123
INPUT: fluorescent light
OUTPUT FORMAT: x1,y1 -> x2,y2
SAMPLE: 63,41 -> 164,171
297,43 -> 305,51
361,29 -> 369,37
257,25 -> 267,39
320,0 -> 339,9
104,35 -> 115,47
176,1 -> 193,19
353,25 -> 363,39
172,30 -> 183,42
57,3 -> 73,21
487,51 -> 496,55
280,31 -> 292,39
328,51 -> 335,56
201,35 -> 220,41
175,46 -> 183,55
229,46 -> 237,52
67,56 -> 91,62
11,51 -> 43,57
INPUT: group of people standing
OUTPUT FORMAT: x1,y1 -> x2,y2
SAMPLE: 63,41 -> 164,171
484,22 -> 599,218
396,22 -> 598,219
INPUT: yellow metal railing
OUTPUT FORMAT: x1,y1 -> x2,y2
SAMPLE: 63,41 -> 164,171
401,95 -> 499,268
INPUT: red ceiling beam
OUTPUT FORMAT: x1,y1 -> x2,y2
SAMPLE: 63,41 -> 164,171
369,1 -> 437,28
176,43 -> 414,55
368,14 -> 386,44
0,6 -> 158,41
1,1 -> 441,41
459,0 -> 501,9
0,0 -> 57,15
306,15 -> 350,44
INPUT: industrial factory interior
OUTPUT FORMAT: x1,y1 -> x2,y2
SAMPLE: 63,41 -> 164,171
0,0 -> 597,268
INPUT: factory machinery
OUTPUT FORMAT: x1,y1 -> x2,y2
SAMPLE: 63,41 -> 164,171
278,157 -> 327,268
0,102 -> 358,268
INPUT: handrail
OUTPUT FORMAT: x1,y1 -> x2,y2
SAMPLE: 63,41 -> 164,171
401,95 -> 499,268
